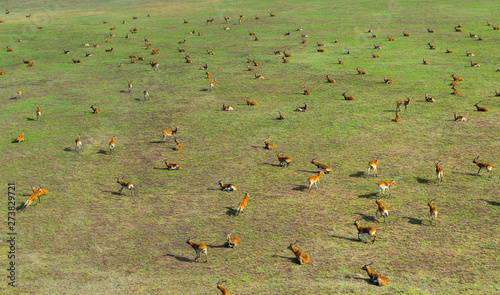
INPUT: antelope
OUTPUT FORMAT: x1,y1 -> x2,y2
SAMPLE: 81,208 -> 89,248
372,33 -> 378,38
495,89 -> 500,96
205,72 -> 212,79
493,26 -> 500,30
302,87 -> 311,95
221,104 -> 233,111
143,89 -> 149,100
254,74 -> 264,79
384,76 -> 393,84
403,32 -> 410,36
428,42 -> 436,50
344,49 -> 351,54
354,220 -> 377,243
435,161 -> 443,182
378,179 -> 395,198
334,38 -> 338,43
276,151 -> 291,167
255,16 -> 260,19
16,88 -> 24,98
446,48 -> 453,53
132,16 -> 138,19
105,47 -> 113,52
246,58 -> 252,63
162,127 -> 178,140
317,48 -> 326,52
217,281 -> 230,295
355,67 -> 366,75
375,199 -> 389,222
473,157 -> 493,178
0,71 -> 5,75
342,91 -> 355,101
23,58 -> 31,64
388,36 -> 396,41
455,27 -> 463,32
302,34 -> 309,38
224,16 -> 230,23
452,85 -> 459,95
317,41 -> 324,46
253,60 -> 260,66
301,39 -> 307,44
109,33 -> 115,37
150,61 -> 159,70
127,81 -> 133,93
249,32 -> 256,35
425,93 -> 436,102
361,262 -> 387,286
394,111 -> 401,122
295,103 -> 307,112
125,34 -> 130,39
457,23 -> 462,27
368,160 -> 378,176
183,19 -> 189,23
282,56 -> 289,63
372,52 -> 380,58
338,58 -> 345,65
326,75 -> 336,83
117,177 -> 135,195
284,52 -> 292,57
109,137 -> 115,153
72,58 -> 82,63
75,135 -> 82,151
254,36 -> 259,41
287,241 -> 310,265
163,158 -> 181,170
110,26 -> 116,30
19,190 -> 41,212
148,14 -> 152,17
82,42 -> 90,46
246,98 -> 258,105
396,97 -> 410,111
427,28 -> 435,33
186,238 -> 208,262
206,18 -> 214,25
470,61 -> 480,67
85,53 -> 92,57
466,50 -> 474,57
428,200 -> 438,225
90,104 -> 100,114
36,106 -> 41,120
236,193 -> 249,215
178,39 -> 186,44
105,39 -> 111,43
423,58 -> 430,65
200,63 -> 208,70
263,139 -> 274,150
206,49 -> 215,54
178,47 -> 185,52
223,26 -> 230,30
225,232 -> 240,248
308,171 -> 324,191
6,46 -> 13,52
469,32 -> 478,38
478,36 -> 483,41
277,111 -> 286,120
209,79 -> 217,91
247,66 -> 255,71
218,180 -> 237,191
487,21 -> 492,26
311,158 -> 332,174
14,131 -> 24,143
454,112 -> 467,122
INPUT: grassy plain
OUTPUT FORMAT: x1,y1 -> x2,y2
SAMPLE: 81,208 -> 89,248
0,0 -> 499,294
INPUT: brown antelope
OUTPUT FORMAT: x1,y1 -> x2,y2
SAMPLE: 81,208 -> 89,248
284,32 -> 290,36
457,23 -> 462,27
263,139 -> 274,150
253,60 -> 260,66
378,179 -> 395,197
384,76 -> 393,84
254,36 -> 259,41
473,157 -> 493,178
221,104 -> 233,111
206,72 -> 212,79
143,89 -> 149,100
85,53 -> 92,57
225,232 -> 240,248
344,49 -> 351,54
206,49 -> 215,54
295,103 -> 307,112
254,74 -> 264,79
403,32 -> 410,36
326,75 -> 336,83
354,220 -> 377,243
428,42 -> 436,50
217,281 -> 230,295
287,241 -> 310,265
163,158 -> 181,170
372,33 -> 378,38
478,36 -> 483,41
255,16 -> 260,19
105,39 -> 111,43
277,111 -> 286,120
343,91 -> 355,100
110,26 -> 116,30
493,25 -> 500,30
19,190 -> 41,212
236,193 -> 249,215
6,46 -> 13,52
282,56 -> 289,63
177,47 -> 185,52
72,58 -> 81,63
388,36 -> 396,41
427,28 -> 435,33
14,131 -> 24,143
455,27 -> 463,32
301,39 -> 307,44
469,32 -> 478,38
434,161 -> 444,183
496,90 -> 500,96
311,159 -> 332,174
218,180 -> 237,191
375,199 -> 388,222
273,50 -> 282,55
209,79 -> 217,91
173,137 -> 182,150
200,63 -> 208,70
308,171 -> 324,191
223,26 -> 230,30
127,81 -> 133,93
246,98 -> 258,105
162,127 -> 178,140
454,112 -> 467,122
109,137 -> 115,153
423,58 -> 430,65
224,16 -> 230,23
276,151 -> 291,167
36,106 -> 41,120
246,57 -> 252,63
0,71 -> 5,75
249,32 -> 256,36
247,66 -> 255,71
374,44 -> 382,49
396,97 -> 410,111
75,135 -> 82,151
90,104 -> 101,114
466,50 -> 474,57
317,41 -> 324,46
206,18 -> 214,25
317,48 -> 326,52
452,85 -> 459,95
394,111 -> 401,122
361,262 -> 387,286
372,52 -> 380,58
428,200 -> 438,225
186,238 -> 207,262
446,48 -> 453,53
338,58 -> 345,64
117,177 -> 135,195
368,160 -> 378,176
355,67 -> 366,75
425,93 -> 436,102
125,34 -> 130,39
302,87 -> 311,95
470,61 -> 480,67
23,58 -> 31,64
16,88 -> 24,98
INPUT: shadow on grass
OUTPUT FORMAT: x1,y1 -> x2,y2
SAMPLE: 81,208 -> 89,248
26,117 -> 36,121
207,243 -> 228,249
263,162 -> 283,167
346,275 -> 372,285
224,206 -> 238,216
416,177 -> 431,184
63,147 -> 73,152
297,169 -> 319,174
480,199 -> 500,206
103,190 -> 122,196
354,212 -> 376,222
330,234 -> 359,242
452,171 -> 480,177
163,254 -> 194,263
119,90 -> 127,93
292,185 -> 308,192
349,171 -> 365,178
149,140 -> 165,144
358,192 -> 378,199
403,216 -> 423,225
200,88 -> 209,92
97,149 -> 109,154
9,97 -> 17,100
271,254 -> 295,263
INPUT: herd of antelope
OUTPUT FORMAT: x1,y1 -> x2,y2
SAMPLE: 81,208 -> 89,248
3,8 -> 498,293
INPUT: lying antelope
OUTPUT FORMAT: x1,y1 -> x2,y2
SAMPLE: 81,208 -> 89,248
246,98 -> 258,105
355,67 -> 366,75
218,180 -> 237,191
317,48 -> 326,52
368,160 -> 378,176
446,48 -> 453,53
496,89 -> 500,96
375,199 -> 388,222
254,74 -> 264,79
282,56 -> 289,63
469,32 -> 478,38
295,103 -> 307,111
384,76 -> 393,84
14,132 -> 24,143
221,104 -> 234,111
374,44 -> 382,49
372,52 -> 380,58
454,112 -> 467,122
287,241 -> 310,265
311,158 -> 332,174
186,238 -> 207,262
276,151 -> 291,167
474,103 -> 488,112
173,137 -> 182,151
225,232 -> 240,248
302,87 -> 311,95
435,161 -> 443,183
217,280 -> 230,295
354,220 -> 377,243
473,156 -> 493,178
284,52 -> 292,57
423,58 -> 430,65
338,58 -> 345,64
163,158 -> 181,170
342,91 -> 355,101
425,93 -> 436,102
117,177 -> 135,195
470,61 -> 480,67
361,262 -> 387,286
236,193 -> 249,215
466,50 -> 475,57
403,32 -> 410,36
326,75 -> 336,83
263,139 -> 274,150
308,171 -> 324,191
72,58 -> 82,63
388,36 -> 396,41
378,179 -> 395,197
428,42 -> 436,50
428,200 -> 438,225
394,111 -> 401,122
427,28 -> 435,33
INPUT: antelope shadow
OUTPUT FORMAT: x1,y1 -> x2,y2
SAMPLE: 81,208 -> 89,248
403,216 -> 423,225
416,177 -> 431,184
480,199 -> 500,206
330,234 -> 359,242
358,192 -> 378,199
163,254 -> 194,263
26,117 -> 36,121
271,254 -> 296,263
292,185 -> 308,192
97,149 -> 109,154
224,206 -> 238,216
263,162 -> 283,167
354,212 -> 376,222
349,171 -> 364,178
103,190 -> 122,196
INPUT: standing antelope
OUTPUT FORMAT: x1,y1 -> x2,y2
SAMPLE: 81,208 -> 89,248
474,103 -> 488,112
245,98 -> 258,105
186,238 -> 207,262
75,135 -> 82,151
295,103 -> 307,112
308,171 -> 324,191
36,106 -> 41,120
90,104 -> 100,114
396,97 -> 410,111
435,161 -> 443,183
311,159 -> 332,174
326,75 -> 336,83
361,262 -> 387,286
343,91 -> 354,100
454,113 -> 467,122
143,89 -> 149,100
209,79 -> 217,91
473,157 -> 493,178
368,160 -> 378,176
163,158 -> 181,170
263,139 -> 274,150
277,111 -> 286,120
16,88 -> 24,98
109,137 -> 115,154
162,126 -> 178,140
19,190 -> 41,212
378,179 -> 395,198
354,220 -> 377,243
287,241 -> 310,265
236,193 -> 249,215
428,200 -> 438,226
173,137 -> 182,151
117,177 -> 135,195
217,281 -> 230,295
128,81 -> 132,93
225,232 -> 240,248
218,180 -> 237,191
495,89 -> 500,96
276,151 -> 291,167
375,199 -> 388,222
14,132 -> 24,143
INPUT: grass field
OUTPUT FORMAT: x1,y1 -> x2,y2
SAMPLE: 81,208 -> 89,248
1,0 -> 499,294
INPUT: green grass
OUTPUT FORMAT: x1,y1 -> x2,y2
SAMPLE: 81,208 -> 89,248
1,0 -> 500,294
